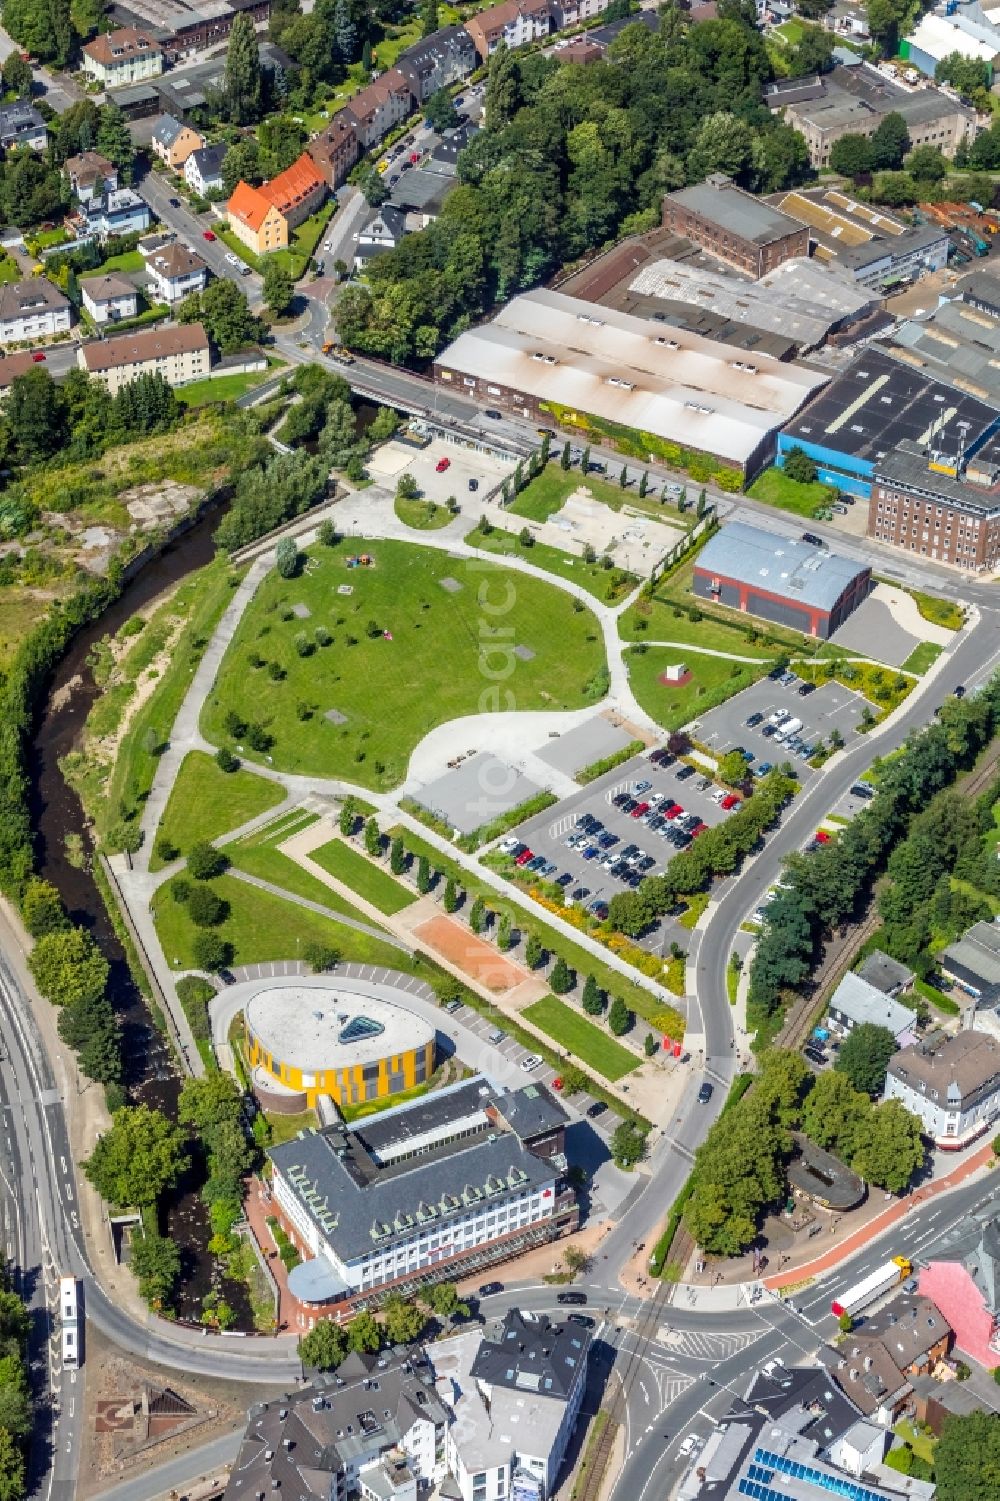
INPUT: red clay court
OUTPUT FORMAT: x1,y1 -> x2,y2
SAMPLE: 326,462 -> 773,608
413,916 -> 526,993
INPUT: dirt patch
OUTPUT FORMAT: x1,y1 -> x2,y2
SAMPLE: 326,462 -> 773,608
77,1324 -> 278,1500
413,915 -> 527,993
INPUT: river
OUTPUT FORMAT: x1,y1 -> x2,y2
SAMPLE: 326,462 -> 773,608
28,502 -> 254,1328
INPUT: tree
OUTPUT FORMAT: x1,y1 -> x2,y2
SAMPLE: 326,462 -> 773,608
364,818 -> 382,859
561,1065 -> 587,1095
866,0 -> 908,55
688,111 -> 755,183
187,884 -> 227,928
550,956 -> 572,994
192,931 -> 233,972
59,993 -> 121,1086
390,835 -> 406,877
83,1105 -> 188,1209
870,112 -> 910,171
263,260 -> 294,318
608,996 -> 632,1036
443,876 -> 458,914
225,12 -> 263,123
303,941 -> 340,972
829,133 -> 873,179
187,842 -> 228,880
346,1309 -> 381,1353
420,0 -> 439,36
333,0 -> 357,63
644,1032 -> 658,1057
93,102 -> 135,182
851,1098 -> 925,1192
560,440 -> 571,471
6,367 -> 66,463
299,1318 -> 348,1370
130,1231 -> 182,1309
339,798 -> 356,838
426,1282 -> 468,1319
425,87 -> 458,134
611,1121 -> 646,1168
417,854 -> 431,895
582,974 -> 603,1015
181,280 -> 264,354
383,1293 -> 426,1345
524,932 -> 543,969
497,912 -> 512,951
21,878 -> 67,938
838,1311 -> 854,1333
29,927 -> 108,1009
3,0 -> 72,66
179,1072 -> 243,1135
359,167 -> 388,207
222,137 -> 261,195
904,144 -> 948,181
275,535 -> 299,578
468,895 -> 486,934
783,446 -> 818,485
0,1428 -> 24,1501
1,53 -> 32,97
484,41 -> 520,132
934,1409 -> 1000,1501
836,1022 -> 897,1096
717,750 -> 749,787
936,50 -> 993,99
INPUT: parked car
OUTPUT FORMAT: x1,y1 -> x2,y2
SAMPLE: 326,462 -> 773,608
697,1082 -> 713,1104
202,229 -> 216,241
815,829 -> 831,844
515,848 -> 534,866
520,1054 -> 542,1071
586,1101 -> 607,1119
484,409 -> 502,419
31,351 -> 45,362
746,712 -> 764,727
678,1435 -> 701,1458
850,782 -> 875,800
804,1046 -> 826,1066
435,457 -> 451,472
676,764 -> 695,781
798,682 -> 816,697
801,532 -> 824,548
556,872 -> 572,886
468,478 -> 479,492
631,801 -> 650,818
721,793 -> 741,810
568,1313 -> 595,1328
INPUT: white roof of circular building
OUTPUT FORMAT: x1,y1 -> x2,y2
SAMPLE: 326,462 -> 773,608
244,983 -> 435,1072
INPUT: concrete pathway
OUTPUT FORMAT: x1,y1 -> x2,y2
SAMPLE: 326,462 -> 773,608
228,866 -> 411,951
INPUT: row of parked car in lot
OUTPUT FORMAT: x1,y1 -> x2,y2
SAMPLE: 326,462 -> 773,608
744,705 -> 821,762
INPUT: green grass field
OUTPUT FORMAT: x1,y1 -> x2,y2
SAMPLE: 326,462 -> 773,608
510,466 -> 694,530
522,996 -> 639,1081
905,587 -> 963,632
152,872 -> 408,971
625,646 -> 766,731
82,249 -> 144,277
201,539 -> 606,788
747,467 -> 838,519
151,750 -> 285,870
901,641 -> 943,675
463,523 -> 636,604
394,495 -> 452,530
176,371 -> 271,407
225,810 -> 370,920
309,838 -> 416,915
619,598 -> 773,656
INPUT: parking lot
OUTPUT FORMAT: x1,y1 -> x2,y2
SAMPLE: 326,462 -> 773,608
367,436 -> 516,506
691,671 -> 873,776
511,749 -> 736,953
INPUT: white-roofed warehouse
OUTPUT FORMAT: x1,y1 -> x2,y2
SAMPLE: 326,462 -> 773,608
694,521 -> 871,638
432,289 -> 829,481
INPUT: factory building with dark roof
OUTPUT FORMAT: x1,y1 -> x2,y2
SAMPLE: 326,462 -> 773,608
693,521 -> 870,639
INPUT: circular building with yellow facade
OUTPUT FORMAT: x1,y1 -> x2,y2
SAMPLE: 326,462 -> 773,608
245,982 -> 436,1113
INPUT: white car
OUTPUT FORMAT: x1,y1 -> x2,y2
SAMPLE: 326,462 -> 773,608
498,835 -> 521,853
224,252 -> 239,266
677,1435 -> 701,1458
520,1054 -> 542,1072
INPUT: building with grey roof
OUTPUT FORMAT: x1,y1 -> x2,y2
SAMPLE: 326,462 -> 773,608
884,1029 -> 1000,1148
661,173 -> 809,278
269,1076 -> 576,1312
692,521 -> 871,639
889,296 -> 1000,405
431,1311 -> 590,1501
958,267 -> 1000,319
939,920 -> 1000,1005
856,951 -> 914,998
834,223 -> 950,288
0,278 -> 72,345
433,289 -> 828,480
827,972 -> 917,1047
224,1346 -> 449,1501
395,24 -> 476,101
0,98 -> 47,153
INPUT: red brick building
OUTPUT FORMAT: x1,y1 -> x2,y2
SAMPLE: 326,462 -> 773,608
871,438 -> 1000,572
661,173 -> 809,279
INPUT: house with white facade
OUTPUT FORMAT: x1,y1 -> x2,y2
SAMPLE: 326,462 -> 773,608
268,1077 -> 577,1322
64,152 -> 118,206
81,26 -> 163,88
145,242 -> 207,305
184,143 -> 227,197
827,972 -> 917,1049
884,1030 -> 1000,1149
81,273 -> 138,326
430,1310 -> 591,1501
0,99 -> 47,153
78,322 -> 210,394
0,279 -> 72,345
83,188 -> 151,241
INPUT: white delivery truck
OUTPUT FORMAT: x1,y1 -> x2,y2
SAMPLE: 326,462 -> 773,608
831,1256 -> 911,1320
774,717 -> 803,743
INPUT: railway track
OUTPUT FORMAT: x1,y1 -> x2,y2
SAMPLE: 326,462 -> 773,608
575,1286 -> 671,1501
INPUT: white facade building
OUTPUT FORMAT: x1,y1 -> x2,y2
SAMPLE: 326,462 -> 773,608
884,1030 -> 1000,1149
0,279 -> 72,345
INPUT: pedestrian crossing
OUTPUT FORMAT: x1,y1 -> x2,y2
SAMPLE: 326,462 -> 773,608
659,1328 -> 761,1362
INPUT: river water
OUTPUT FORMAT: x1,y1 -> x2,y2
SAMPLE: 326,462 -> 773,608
28,504 -> 253,1327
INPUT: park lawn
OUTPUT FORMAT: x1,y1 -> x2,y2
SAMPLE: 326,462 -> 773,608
905,586 -> 963,632
747,466 -> 837,519
625,645 -> 767,732
309,838 -> 416,915
265,1108 -> 317,1146
201,539 -> 607,789
795,658 -> 913,717
901,641 -> 943,675
619,596 -> 773,656
175,370 -> 271,406
952,874 -> 1000,916
152,872 -> 410,970
226,814 -> 370,921
394,495 -> 452,530
522,996 -> 639,1081
151,750 -> 285,870
463,522 -> 636,604
510,466 -> 693,530
82,249 -> 144,277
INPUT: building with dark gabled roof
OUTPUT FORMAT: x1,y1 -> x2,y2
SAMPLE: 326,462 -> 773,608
470,1309 -> 590,1403
884,1029 -> 1000,1148
939,919 -> 1000,1004
395,24 -> 476,101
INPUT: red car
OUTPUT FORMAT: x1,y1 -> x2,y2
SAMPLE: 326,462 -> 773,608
691,822 -> 708,838
435,456 -> 451,472
515,848 -> 534,866
202,229 -> 217,241
630,801 -> 650,818
663,802 -> 682,819
410,151 -> 420,163
552,1076 -> 564,1090
31,351 -> 45,362
721,793 -> 741,810
815,829 -> 831,844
